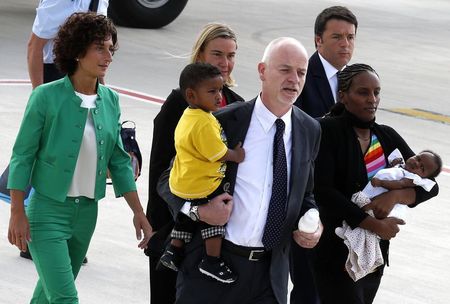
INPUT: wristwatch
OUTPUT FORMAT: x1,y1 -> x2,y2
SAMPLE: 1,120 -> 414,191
189,205 -> 200,222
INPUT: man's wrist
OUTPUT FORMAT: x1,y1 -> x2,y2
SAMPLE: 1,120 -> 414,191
189,205 -> 200,222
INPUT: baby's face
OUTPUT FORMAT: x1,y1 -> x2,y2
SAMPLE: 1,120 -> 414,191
405,152 -> 437,178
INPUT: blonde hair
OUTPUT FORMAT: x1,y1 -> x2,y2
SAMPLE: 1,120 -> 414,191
190,23 -> 237,87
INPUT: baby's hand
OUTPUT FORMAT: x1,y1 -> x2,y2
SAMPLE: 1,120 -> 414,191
389,158 -> 403,167
371,177 -> 382,187
233,142 -> 245,163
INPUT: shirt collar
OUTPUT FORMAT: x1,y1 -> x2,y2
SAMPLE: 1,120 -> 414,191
318,52 -> 341,80
254,94 -> 292,134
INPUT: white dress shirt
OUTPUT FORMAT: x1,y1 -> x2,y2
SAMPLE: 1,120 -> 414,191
225,95 -> 292,247
32,0 -> 109,63
67,92 -> 98,198
318,53 -> 342,103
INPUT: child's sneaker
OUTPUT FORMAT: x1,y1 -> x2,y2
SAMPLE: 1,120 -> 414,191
198,257 -> 237,283
157,244 -> 183,272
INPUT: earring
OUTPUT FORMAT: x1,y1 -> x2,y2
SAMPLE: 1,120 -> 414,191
75,58 -> 79,62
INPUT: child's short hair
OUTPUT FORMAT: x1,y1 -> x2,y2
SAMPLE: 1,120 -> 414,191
421,150 -> 442,178
179,63 -> 222,100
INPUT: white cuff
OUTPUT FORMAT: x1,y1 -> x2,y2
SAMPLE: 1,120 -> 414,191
180,201 -> 192,216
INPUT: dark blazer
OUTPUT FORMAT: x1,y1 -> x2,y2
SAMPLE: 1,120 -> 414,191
158,99 -> 321,304
294,51 -> 335,118
313,114 -> 439,275
145,86 -> 243,254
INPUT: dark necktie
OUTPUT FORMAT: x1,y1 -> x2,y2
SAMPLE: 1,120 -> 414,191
89,0 -> 100,12
262,119 -> 288,250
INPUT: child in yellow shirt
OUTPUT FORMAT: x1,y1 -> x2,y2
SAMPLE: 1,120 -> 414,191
158,63 -> 245,284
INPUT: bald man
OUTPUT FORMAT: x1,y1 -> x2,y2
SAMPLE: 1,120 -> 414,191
158,37 -> 322,304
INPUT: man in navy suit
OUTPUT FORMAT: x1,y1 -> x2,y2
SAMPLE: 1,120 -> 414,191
291,6 -> 358,304
294,6 -> 358,118
158,37 -> 323,304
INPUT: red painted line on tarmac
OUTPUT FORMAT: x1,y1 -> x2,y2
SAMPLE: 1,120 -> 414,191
0,79 -> 164,105
108,85 -> 164,104
1,78 -> 450,175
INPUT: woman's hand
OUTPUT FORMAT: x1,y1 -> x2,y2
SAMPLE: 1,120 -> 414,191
363,188 -> 415,218
133,211 -> 154,249
293,221 -> 323,248
123,191 -> 154,249
373,217 -> 405,240
8,209 -> 31,252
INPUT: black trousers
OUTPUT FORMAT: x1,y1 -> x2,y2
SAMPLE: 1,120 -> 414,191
43,63 -> 64,83
149,255 -> 177,304
175,241 -> 277,304
314,264 -> 383,304
289,241 -> 320,304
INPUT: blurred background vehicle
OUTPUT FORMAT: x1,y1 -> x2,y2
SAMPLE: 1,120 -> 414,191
108,0 -> 188,28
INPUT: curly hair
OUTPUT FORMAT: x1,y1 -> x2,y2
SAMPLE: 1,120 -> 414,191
53,12 -> 118,76
179,62 -> 222,100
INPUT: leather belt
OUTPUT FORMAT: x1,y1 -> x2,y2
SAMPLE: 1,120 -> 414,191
223,240 -> 270,262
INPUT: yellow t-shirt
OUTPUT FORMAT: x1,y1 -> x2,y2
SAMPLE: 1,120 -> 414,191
169,108 -> 228,199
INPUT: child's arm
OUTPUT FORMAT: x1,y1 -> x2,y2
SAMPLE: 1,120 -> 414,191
371,177 -> 415,190
220,142 -> 245,163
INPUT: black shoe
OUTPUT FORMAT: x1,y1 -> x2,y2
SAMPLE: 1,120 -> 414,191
157,244 -> 183,272
82,257 -> 88,265
198,257 -> 237,284
20,250 -> 33,260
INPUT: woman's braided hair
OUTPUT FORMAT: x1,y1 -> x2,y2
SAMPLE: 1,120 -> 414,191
327,63 -> 379,117
338,63 -> 379,94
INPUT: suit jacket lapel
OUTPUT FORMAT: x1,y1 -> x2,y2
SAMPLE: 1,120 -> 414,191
286,109 -> 304,217
310,52 -> 335,110
217,99 -> 255,194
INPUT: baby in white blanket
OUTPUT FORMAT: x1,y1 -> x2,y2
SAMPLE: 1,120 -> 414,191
336,149 -> 442,281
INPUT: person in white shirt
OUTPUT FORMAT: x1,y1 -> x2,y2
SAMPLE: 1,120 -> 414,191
20,0 -> 109,262
27,0 -> 109,89
158,37 -> 323,304
292,6 -> 358,304
337,149 -> 442,282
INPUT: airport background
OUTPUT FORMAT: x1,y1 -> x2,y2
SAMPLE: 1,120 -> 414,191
1,0 -> 449,302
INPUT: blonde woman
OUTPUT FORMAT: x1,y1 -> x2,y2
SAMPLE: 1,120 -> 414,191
146,22 -> 244,304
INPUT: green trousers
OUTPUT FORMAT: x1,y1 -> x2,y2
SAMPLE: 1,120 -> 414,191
26,192 -> 98,304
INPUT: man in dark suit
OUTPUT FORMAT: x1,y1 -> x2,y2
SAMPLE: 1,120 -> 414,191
291,6 -> 358,304
294,6 -> 358,118
157,37 -> 322,304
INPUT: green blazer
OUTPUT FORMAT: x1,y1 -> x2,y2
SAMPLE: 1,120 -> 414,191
8,76 -> 136,202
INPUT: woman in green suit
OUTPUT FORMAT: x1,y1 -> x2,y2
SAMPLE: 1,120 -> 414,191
7,12 -> 152,303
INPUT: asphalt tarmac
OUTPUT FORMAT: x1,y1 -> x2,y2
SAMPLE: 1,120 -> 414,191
1,0 -> 449,303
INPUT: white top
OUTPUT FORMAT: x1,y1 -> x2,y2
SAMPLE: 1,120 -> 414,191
225,95 -> 292,247
181,96 -> 293,246
67,92 -> 98,198
318,53 -> 341,103
32,0 -> 109,63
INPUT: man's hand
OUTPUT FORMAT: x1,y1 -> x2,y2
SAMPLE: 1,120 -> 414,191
198,192 -> 233,226
293,221 -> 323,249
